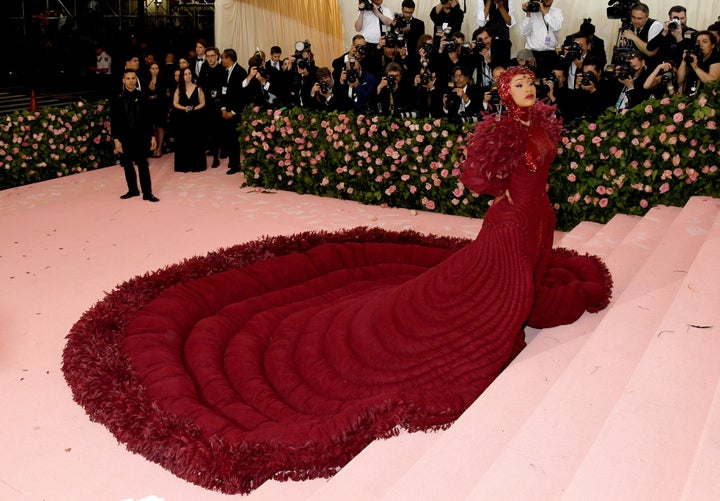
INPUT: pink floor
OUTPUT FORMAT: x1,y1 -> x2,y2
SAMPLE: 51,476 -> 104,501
2,155 -> 718,500
0,155 -> 486,500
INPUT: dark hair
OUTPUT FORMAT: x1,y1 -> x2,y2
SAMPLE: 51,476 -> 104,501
385,61 -> 403,74
315,66 -> 331,80
631,2 -> 650,15
472,27 -> 490,40
579,18 -> 596,36
195,38 -> 209,48
401,0 -> 416,8
222,49 -> 237,63
248,54 -> 263,68
668,5 -> 687,17
122,68 -> 137,76
582,56 -> 604,72
270,46 -> 282,55
452,65 -> 469,78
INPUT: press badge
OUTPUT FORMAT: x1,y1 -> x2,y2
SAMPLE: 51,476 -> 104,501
222,86 -> 228,95
545,35 -> 552,46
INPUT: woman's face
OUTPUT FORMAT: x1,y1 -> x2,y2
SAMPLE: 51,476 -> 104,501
174,69 -> 180,82
178,58 -> 189,69
149,63 -> 159,75
183,68 -> 193,82
509,74 -> 536,108
697,34 -> 715,57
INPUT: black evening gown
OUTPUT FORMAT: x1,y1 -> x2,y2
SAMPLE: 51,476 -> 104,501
173,86 -> 207,172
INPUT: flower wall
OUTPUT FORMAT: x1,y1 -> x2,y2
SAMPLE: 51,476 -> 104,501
550,83 -> 720,229
238,83 -> 719,230
0,101 -> 114,190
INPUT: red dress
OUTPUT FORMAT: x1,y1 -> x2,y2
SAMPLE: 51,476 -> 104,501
65,104 -> 612,494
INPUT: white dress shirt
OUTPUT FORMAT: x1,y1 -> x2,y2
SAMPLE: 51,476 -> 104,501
519,6 -> 564,51
476,0 -> 516,29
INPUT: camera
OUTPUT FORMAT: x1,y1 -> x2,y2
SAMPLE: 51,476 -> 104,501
668,17 -> 680,31
355,44 -> 367,57
256,65 -> 267,78
660,71 -> 676,85
420,70 -> 432,86
442,39 -> 458,52
398,111 -> 418,119
297,57 -> 310,70
445,91 -> 462,116
421,42 -> 434,57
526,0 -> 541,13
346,68 -> 359,84
460,43 -> 472,56
488,86 -> 500,107
359,0 -> 374,11
440,0 -> 450,4
386,74 -> 397,89
580,71 -> 597,86
294,40 -> 311,52
319,81 -> 330,94
563,42 -> 583,61
607,0 -> 632,21
394,13 -> 407,30
385,32 -> 398,48
536,73 -> 559,95
473,40 -> 486,54
684,44 -> 702,63
616,63 -> 633,80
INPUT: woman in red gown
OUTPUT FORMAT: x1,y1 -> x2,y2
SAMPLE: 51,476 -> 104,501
64,67 -> 612,494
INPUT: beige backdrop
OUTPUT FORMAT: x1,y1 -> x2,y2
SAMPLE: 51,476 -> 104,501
216,1 -> 720,68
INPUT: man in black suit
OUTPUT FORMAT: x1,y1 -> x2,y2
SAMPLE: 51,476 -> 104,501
190,38 -> 209,80
440,65 -> 482,119
219,48 -> 247,175
199,46 -> 226,168
111,69 -> 159,202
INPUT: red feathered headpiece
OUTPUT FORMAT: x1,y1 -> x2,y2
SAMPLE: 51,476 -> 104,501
459,67 -> 562,196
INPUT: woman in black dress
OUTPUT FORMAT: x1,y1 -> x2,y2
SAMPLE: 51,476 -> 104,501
172,67 -> 207,172
144,61 -> 167,157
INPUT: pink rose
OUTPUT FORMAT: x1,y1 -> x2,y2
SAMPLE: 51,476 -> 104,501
644,104 -> 653,113
640,199 -> 649,208
599,198 -> 608,208
673,112 -> 683,123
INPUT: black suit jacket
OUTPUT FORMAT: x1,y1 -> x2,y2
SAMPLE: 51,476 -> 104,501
111,88 -> 154,155
219,63 -> 248,114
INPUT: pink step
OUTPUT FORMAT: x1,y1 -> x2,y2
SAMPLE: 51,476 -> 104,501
461,197 -> 720,499
564,206 -> 720,498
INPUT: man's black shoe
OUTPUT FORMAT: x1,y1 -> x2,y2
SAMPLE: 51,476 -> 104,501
120,192 -> 140,199
143,194 -> 160,202
219,152 -> 228,159
211,159 -> 220,168
226,168 -> 239,175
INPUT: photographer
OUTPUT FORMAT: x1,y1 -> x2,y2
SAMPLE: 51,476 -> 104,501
375,62 -> 415,116
620,3 -> 663,61
332,35 -> 369,83
335,57 -> 379,113
541,65 -> 573,122
435,31 -> 471,86
243,54 -> 282,110
570,57 -> 615,122
643,60 -> 679,98
430,0 -> 465,48
365,32 -> 405,77
310,67 -> 339,111
519,0 -> 563,78
646,5 -> 698,67
677,31 -> 720,96
613,51 -> 651,111
476,0 -> 515,66
413,62 -> 443,117
562,18 -> 606,67
289,54 -> 317,108
468,27 -> 504,87
391,0 -> 426,57
440,65 -> 482,119
356,0 -> 394,53
563,33 -> 589,90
